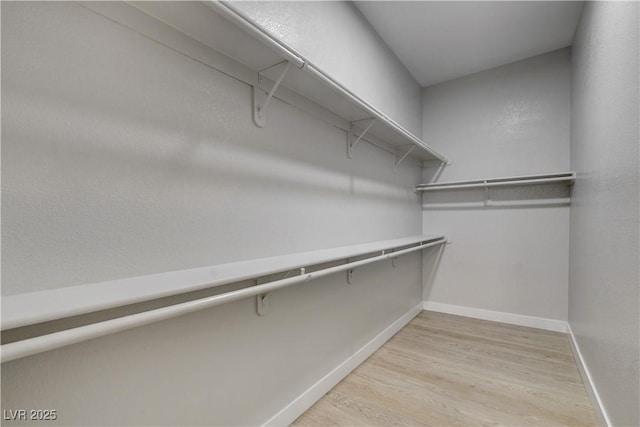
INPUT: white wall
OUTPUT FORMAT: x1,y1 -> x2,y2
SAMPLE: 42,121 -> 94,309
569,2 -> 640,425
230,1 -> 423,136
421,49 -> 571,323
1,3 -> 424,425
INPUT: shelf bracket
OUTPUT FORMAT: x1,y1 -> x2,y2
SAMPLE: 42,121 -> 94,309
256,267 -> 304,316
348,118 -> 376,159
253,60 -> 292,128
256,292 -> 271,316
345,259 -> 355,284
484,180 -> 493,206
393,145 -> 416,173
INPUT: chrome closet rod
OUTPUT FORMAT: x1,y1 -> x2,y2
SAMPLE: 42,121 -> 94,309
416,174 -> 576,191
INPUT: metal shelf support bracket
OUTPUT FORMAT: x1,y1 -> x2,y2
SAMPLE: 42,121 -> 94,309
484,180 -> 493,206
347,268 -> 354,284
348,118 -> 376,159
257,266 -> 304,315
393,145 -> 417,173
256,292 -> 271,316
253,60 -> 292,128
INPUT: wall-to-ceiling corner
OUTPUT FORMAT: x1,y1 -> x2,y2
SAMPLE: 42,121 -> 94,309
420,49 -> 572,328
569,2 -> 640,426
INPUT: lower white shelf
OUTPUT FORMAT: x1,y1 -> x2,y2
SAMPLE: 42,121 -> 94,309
1,235 -> 445,362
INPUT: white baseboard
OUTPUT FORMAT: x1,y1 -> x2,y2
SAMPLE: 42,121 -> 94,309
263,303 -> 423,426
567,323 -> 611,427
422,301 -> 568,333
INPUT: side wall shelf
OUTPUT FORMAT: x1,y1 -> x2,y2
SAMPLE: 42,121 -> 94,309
416,172 -> 576,192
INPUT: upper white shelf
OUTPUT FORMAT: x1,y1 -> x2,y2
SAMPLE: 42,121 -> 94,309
416,172 -> 576,192
124,1 -> 448,165
1,235 -> 443,331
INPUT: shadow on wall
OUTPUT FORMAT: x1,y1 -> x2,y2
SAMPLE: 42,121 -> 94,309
421,183 -> 572,210
3,86 -> 419,206
423,243 -> 446,301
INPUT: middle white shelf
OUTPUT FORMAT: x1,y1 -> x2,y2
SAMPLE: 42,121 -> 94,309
2,235 -> 445,332
1,235 -> 446,363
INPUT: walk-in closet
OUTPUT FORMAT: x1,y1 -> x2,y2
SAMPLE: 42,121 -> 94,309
1,1 -> 638,426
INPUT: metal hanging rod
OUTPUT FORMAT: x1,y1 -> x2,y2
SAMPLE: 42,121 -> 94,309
416,172 -> 576,192
1,238 -> 446,362
204,1 -> 449,165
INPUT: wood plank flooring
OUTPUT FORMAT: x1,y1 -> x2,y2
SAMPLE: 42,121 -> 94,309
293,311 -> 597,426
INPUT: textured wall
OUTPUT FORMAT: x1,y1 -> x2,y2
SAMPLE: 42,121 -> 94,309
569,2 -> 640,425
421,49 -> 571,322
230,1 -> 423,136
1,2 -> 423,425
1,2 -> 423,296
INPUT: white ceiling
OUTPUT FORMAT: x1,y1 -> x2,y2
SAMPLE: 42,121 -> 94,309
354,1 -> 583,87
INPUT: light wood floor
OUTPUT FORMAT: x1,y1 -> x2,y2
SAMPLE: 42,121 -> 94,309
293,311 -> 597,426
